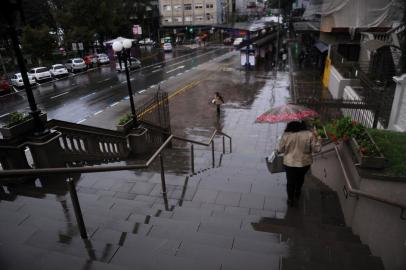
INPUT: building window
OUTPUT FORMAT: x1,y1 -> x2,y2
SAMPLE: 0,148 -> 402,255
195,4 -> 203,9
206,3 -> 214,8
195,15 -> 204,20
174,5 -> 182,11
206,13 -> 213,20
174,17 -> 183,22
163,5 -> 171,11
184,4 -> 192,10
163,17 -> 172,22
185,16 -> 192,21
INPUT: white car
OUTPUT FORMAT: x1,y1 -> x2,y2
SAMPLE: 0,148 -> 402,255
139,38 -> 155,46
28,67 -> 52,82
65,58 -> 87,73
10,73 -> 36,87
95,53 -> 110,65
163,43 -> 172,52
49,64 -> 69,78
116,57 -> 141,72
233,37 -> 244,47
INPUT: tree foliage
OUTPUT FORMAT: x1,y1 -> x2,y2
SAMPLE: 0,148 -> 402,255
21,25 -> 56,63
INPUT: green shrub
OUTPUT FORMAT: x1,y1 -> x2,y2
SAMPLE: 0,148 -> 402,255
118,113 -> 133,125
5,112 -> 30,128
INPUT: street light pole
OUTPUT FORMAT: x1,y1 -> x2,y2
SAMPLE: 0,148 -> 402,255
113,39 -> 138,126
3,0 -> 46,135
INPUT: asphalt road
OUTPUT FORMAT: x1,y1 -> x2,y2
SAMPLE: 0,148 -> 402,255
0,46 -> 231,125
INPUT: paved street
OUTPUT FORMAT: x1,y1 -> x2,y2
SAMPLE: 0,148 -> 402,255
0,46 -> 231,126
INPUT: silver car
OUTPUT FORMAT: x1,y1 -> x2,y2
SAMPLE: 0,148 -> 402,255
65,58 -> 87,73
116,57 -> 141,72
10,73 -> 36,87
95,53 -> 110,65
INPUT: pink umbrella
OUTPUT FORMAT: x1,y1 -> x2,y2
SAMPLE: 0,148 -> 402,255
255,104 -> 319,123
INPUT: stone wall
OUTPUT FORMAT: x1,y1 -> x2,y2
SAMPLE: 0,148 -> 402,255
311,142 -> 406,270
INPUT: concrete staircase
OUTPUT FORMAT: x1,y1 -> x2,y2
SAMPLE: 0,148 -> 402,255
0,146 -> 384,270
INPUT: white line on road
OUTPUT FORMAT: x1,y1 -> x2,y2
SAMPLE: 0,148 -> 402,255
99,78 -> 110,83
149,84 -> 156,88
124,96 -> 129,100
121,81 -> 126,84
94,110 -> 103,115
138,90 -> 146,94
0,113 -> 10,118
166,65 -> 185,74
152,69 -> 161,73
110,102 -> 119,107
77,119 -> 87,124
177,72 -> 183,76
79,92 -> 96,100
50,92 -> 69,99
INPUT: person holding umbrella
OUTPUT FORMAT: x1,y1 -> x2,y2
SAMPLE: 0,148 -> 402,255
277,121 -> 322,207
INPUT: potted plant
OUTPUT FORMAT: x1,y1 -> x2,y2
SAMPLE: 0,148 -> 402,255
116,113 -> 134,133
323,117 -> 385,169
0,112 -> 47,139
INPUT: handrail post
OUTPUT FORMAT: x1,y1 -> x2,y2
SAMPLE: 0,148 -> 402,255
222,136 -> 225,154
229,137 -> 232,153
159,154 -> 167,194
190,144 -> 195,174
211,141 -> 215,168
67,178 -> 87,239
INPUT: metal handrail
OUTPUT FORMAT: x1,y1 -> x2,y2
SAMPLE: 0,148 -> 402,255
334,146 -> 406,220
0,130 -> 232,238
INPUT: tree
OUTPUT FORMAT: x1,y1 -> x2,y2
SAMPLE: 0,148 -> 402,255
21,25 -> 56,65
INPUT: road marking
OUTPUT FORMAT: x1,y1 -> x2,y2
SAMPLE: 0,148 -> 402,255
121,81 -> 126,84
77,119 -> 86,124
94,110 -> 103,115
80,92 -> 96,100
152,65 -> 162,70
149,84 -> 156,88
50,92 -> 69,99
110,102 -> 119,107
166,65 -> 185,74
138,90 -> 146,94
0,113 -> 10,118
99,78 -> 110,83
124,96 -> 129,100
152,69 -> 161,73
177,72 -> 183,76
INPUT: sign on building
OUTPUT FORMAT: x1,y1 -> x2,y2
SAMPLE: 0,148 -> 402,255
72,43 -> 77,51
78,42 -> 84,51
133,25 -> 142,35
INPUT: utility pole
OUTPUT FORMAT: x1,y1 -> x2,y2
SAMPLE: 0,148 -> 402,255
274,0 -> 280,74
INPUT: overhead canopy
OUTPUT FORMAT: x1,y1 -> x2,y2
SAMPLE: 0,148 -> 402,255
362,39 -> 388,51
303,0 -> 404,31
103,37 -> 136,46
252,33 -> 278,47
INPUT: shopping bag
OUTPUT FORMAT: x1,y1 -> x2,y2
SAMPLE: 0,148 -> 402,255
266,150 -> 285,173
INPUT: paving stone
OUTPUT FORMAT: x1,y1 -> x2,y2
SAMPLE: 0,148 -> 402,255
215,191 -> 241,206
239,193 -> 265,209
192,189 -> 219,203
130,182 -> 156,195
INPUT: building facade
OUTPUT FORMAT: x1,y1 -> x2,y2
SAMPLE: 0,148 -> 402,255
159,0 -> 223,26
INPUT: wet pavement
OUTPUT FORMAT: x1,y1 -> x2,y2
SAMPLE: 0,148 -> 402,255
0,46 -> 230,126
0,46 -> 383,269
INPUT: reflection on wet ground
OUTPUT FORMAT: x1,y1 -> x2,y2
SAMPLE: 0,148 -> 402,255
0,50 -> 377,270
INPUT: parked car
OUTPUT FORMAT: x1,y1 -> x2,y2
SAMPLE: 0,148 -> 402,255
116,57 -> 141,72
65,58 -> 87,73
28,67 -> 52,82
95,53 -> 110,65
223,37 -> 234,45
233,37 -> 244,47
0,77 -> 13,95
10,73 -> 36,87
163,43 -> 173,52
49,64 -> 69,78
139,38 -> 155,46
83,55 -> 97,68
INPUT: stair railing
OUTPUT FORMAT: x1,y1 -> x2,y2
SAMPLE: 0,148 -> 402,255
0,130 -> 232,239
334,146 -> 406,221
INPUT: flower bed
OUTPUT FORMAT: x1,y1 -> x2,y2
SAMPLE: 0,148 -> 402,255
323,117 -> 385,169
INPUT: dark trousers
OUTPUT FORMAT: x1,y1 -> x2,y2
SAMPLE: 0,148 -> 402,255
284,165 -> 310,201
216,105 -> 221,116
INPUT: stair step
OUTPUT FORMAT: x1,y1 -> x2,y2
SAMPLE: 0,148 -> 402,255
176,242 -> 280,270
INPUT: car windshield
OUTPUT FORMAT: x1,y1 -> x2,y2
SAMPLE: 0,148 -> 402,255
54,65 -> 64,69
37,68 -> 48,73
73,59 -> 83,63
98,54 -> 107,57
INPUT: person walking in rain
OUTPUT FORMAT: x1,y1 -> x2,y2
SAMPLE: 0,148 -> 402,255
212,92 -> 225,117
277,121 -> 321,207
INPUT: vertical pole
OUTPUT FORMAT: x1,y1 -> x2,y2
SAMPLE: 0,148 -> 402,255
191,144 -> 195,174
211,141 -> 215,168
159,154 -> 167,194
229,138 -> 232,153
123,52 -> 137,126
67,179 -> 87,239
275,0 -> 280,72
222,136 -> 225,154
